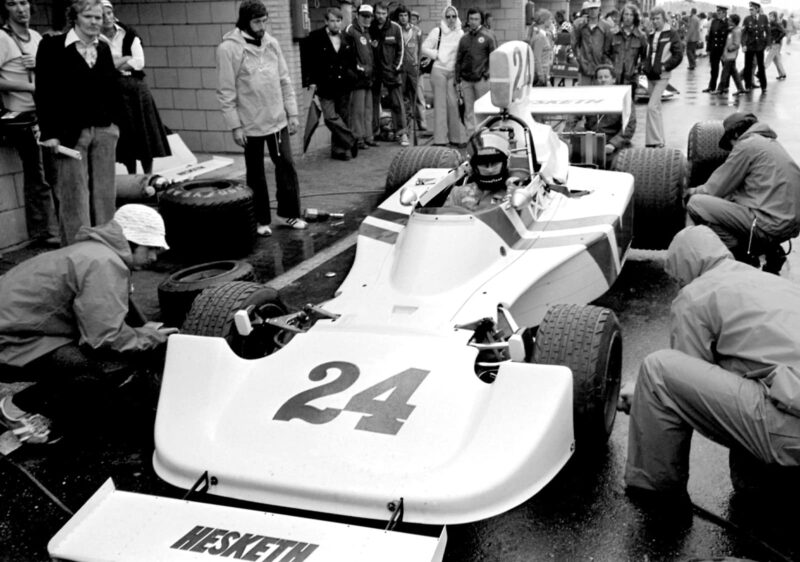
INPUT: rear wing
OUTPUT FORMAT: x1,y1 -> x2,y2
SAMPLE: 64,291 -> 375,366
475,85 -> 633,132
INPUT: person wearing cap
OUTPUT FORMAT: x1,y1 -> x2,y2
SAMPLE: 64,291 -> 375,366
641,7 -> 683,148
99,0 -> 171,174
217,0 -> 306,236
346,4 -> 376,149
571,0 -> 613,86
702,5 -> 729,93
0,0 -> 60,247
742,1 -> 770,93
686,112 -> 800,274
624,225 -> 800,504
35,0 -> 121,246
444,129 -> 510,211
0,204 -> 177,444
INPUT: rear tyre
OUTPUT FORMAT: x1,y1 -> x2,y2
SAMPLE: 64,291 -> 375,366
384,146 -> 462,197
613,147 -> 687,250
687,120 -> 729,187
532,304 -> 622,449
182,281 -> 287,359
157,260 -> 255,328
158,180 -> 256,261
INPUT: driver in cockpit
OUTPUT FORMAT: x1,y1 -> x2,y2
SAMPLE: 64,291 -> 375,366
444,130 -> 513,212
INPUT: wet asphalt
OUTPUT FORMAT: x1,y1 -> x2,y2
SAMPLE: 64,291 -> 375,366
2,43 -> 800,561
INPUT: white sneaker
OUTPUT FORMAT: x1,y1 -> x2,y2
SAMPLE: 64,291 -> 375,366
399,133 -> 410,147
278,217 -> 308,230
256,224 -> 272,236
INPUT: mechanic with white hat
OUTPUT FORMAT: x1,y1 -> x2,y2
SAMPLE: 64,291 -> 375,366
445,129 -> 512,211
0,205 -> 178,445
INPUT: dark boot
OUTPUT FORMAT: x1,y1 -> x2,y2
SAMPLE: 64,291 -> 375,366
762,243 -> 787,275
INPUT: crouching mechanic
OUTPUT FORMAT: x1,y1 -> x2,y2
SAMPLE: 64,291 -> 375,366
0,204 -> 177,444
686,112 -> 800,274
445,130 -> 512,211
625,226 -> 800,504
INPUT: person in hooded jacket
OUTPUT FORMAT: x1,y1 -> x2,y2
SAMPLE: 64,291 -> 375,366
216,0 -> 305,237
686,112 -> 800,274
422,5 -> 466,147
0,204 -> 176,445
624,225 -> 800,501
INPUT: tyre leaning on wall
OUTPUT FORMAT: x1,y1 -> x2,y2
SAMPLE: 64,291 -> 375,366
158,180 -> 256,261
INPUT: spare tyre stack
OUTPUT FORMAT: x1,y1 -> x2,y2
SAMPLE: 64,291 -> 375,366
158,179 -> 256,261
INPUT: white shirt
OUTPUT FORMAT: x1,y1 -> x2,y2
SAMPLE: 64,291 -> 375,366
0,27 -> 41,112
100,23 -> 145,74
65,28 -> 99,68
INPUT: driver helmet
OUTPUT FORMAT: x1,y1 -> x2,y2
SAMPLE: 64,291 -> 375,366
469,130 -> 511,192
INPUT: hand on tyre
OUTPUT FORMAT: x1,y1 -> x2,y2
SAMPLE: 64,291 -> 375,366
605,143 -> 615,155
232,127 -> 247,147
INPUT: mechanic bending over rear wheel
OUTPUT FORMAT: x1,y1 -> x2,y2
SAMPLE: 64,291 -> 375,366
685,112 -> 800,274
445,129 -> 514,212
624,226 -> 800,507
0,204 -> 178,445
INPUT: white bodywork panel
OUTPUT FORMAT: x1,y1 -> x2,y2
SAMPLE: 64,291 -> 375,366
49,479 -> 447,562
154,335 -> 574,525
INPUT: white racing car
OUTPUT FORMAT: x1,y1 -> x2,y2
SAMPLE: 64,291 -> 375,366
49,42 -> 686,562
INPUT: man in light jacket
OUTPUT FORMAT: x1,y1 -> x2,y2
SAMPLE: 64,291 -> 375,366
686,112 -> 800,273
0,205 -> 175,444
216,0 -> 306,237
641,7 -> 683,147
625,226 -> 800,503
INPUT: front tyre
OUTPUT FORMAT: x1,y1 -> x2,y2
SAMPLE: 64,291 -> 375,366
182,281 -> 288,359
532,304 -> 622,449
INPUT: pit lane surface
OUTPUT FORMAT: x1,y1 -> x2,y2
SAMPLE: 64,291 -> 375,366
2,44 -> 800,562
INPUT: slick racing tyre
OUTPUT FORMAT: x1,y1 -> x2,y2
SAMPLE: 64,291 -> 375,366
384,146 -> 462,198
613,147 -> 687,250
182,281 -> 288,359
687,120 -> 728,187
158,180 -> 256,261
157,260 -> 256,328
532,304 -> 622,449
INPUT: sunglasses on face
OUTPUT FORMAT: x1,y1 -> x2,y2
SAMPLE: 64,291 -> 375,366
445,14 -> 457,19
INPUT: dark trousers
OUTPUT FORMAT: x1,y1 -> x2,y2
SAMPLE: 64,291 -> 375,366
244,127 -> 301,225
743,48 -> 767,90
8,343 -> 164,430
686,41 -> 698,68
372,80 -> 407,137
5,123 -> 58,241
318,93 -> 356,157
708,50 -> 723,90
718,59 -> 744,92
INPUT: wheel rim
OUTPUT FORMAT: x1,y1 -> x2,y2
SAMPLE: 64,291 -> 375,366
601,330 -> 623,435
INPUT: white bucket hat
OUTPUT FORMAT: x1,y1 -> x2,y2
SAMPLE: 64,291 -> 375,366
114,204 -> 169,250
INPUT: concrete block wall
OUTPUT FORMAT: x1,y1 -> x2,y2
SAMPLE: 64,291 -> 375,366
0,144 -> 29,250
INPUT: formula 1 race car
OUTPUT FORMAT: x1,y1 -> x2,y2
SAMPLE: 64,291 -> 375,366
48,42 -> 686,562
